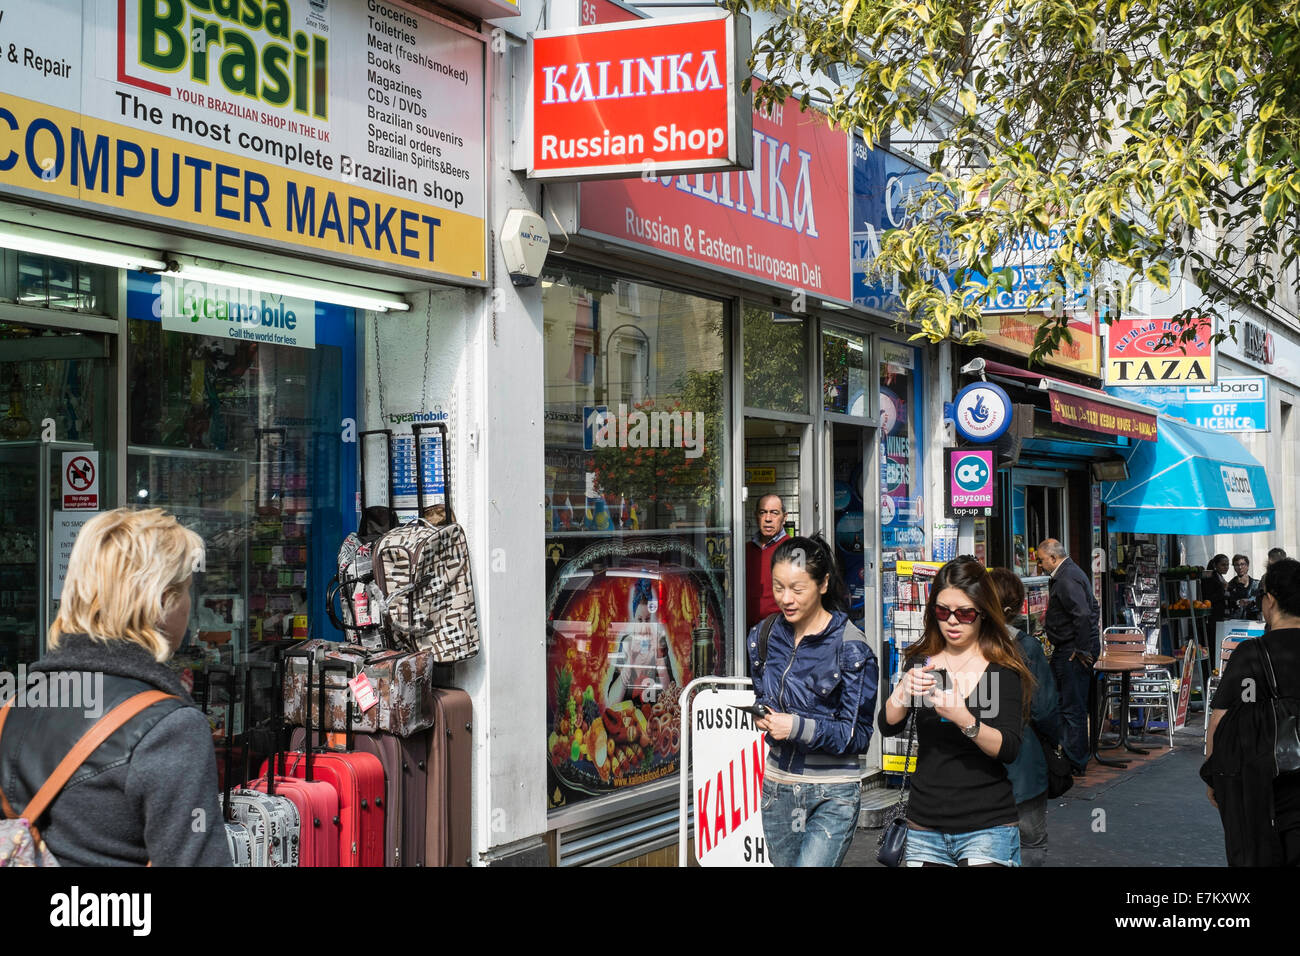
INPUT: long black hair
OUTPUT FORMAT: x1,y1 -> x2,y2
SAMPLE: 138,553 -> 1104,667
770,534 -> 848,613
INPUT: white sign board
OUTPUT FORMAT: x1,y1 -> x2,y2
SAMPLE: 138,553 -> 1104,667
0,0 -> 487,284
52,511 -> 95,599
61,451 -> 99,510
690,688 -> 770,866
158,277 -> 316,349
1220,465 -> 1256,509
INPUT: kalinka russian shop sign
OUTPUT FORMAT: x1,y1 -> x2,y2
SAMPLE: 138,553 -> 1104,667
528,11 -> 752,180
0,0 -> 487,284
1104,316 -> 1216,385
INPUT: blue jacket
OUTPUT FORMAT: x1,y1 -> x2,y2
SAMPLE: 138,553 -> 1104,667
1004,627 -> 1062,804
747,610 -> 878,778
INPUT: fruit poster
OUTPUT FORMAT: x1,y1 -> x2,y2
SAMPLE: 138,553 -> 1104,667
545,536 -> 726,808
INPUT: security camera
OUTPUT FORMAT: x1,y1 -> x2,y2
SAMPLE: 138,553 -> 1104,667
959,357 -> 986,377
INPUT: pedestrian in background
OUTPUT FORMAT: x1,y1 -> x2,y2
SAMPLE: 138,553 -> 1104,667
1203,558 -> 1300,865
879,556 -> 1030,867
1227,554 -> 1260,620
989,567 -> 1061,867
1203,554 -> 1230,628
0,508 -> 231,866
748,535 -> 877,867
1036,539 -> 1100,775
1268,547 -> 1288,569
746,493 -> 788,632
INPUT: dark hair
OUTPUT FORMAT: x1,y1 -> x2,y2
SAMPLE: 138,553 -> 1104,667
1233,553 -> 1250,569
904,556 -> 1033,717
1269,548 -> 1287,562
770,534 -> 847,613
1260,559 -> 1300,618
987,567 -> 1026,621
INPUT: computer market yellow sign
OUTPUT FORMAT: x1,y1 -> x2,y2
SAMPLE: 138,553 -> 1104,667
0,0 -> 486,285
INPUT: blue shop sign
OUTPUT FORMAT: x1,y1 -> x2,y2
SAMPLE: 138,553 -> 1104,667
1103,377 -> 1268,433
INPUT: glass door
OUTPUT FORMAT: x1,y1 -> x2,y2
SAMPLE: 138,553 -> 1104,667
0,318 -> 116,667
1009,468 -> 1070,574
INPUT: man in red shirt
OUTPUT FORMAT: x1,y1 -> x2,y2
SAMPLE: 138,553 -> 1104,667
746,494 -> 789,631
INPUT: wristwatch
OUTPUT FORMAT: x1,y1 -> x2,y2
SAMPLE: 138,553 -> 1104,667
961,715 -> 981,738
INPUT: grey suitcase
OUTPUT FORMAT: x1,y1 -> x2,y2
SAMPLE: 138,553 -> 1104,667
221,788 -> 300,867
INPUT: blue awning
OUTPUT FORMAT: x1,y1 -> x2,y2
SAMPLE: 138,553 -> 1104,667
1101,415 -> 1275,535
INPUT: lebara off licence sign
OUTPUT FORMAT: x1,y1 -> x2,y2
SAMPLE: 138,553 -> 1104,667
529,12 -> 752,180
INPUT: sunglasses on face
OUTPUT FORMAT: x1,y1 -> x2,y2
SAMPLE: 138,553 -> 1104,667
934,604 -> 981,624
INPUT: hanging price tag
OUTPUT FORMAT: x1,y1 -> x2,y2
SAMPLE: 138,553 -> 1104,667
349,673 -> 379,713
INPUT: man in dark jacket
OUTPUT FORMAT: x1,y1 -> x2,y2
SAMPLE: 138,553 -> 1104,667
1038,538 -> 1100,774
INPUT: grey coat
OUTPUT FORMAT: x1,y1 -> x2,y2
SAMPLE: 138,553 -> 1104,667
0,634 -> 231,866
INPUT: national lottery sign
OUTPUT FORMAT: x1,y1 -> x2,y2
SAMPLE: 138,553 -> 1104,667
0,0 -> 486,284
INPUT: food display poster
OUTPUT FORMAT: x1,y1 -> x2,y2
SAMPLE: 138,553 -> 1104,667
545,536 -> 725,808
0,0 -> 485,283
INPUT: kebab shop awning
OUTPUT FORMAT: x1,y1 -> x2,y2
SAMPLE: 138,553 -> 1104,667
980,360 -> 1158,441
1101,415 -> 1276,535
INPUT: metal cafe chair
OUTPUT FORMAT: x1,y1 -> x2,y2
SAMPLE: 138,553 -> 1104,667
1099,627 -> 1176,749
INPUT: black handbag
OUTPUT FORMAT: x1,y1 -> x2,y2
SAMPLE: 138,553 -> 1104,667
877,708 -> 917,867
1258,641 -> 1300,775
1035,724 -> 1074,798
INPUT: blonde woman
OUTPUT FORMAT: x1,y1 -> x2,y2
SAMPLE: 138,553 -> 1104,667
0,508 -> 231,866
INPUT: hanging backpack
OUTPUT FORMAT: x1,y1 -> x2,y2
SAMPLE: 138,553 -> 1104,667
326,431 -> 400,650
370,422 -> 479,663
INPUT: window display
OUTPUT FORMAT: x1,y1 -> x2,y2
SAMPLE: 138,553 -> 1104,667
125,274 -> 357,672
879,340 -> 926,648
542,264 -> 731,809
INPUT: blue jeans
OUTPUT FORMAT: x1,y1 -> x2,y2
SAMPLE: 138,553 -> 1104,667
760,780 -> 860,867
1017,795 -> 1048,867
902,823 -> 1021,867
1050,650 -> 1091,771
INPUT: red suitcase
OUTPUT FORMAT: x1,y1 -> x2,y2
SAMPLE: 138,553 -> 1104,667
246,770 -> 339,868
266,655 -> 385,867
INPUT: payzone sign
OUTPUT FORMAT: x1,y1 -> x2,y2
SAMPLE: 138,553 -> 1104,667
946,448 -> 995,516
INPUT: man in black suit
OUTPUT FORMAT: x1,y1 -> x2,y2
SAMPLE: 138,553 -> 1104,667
1038,538 -> 1100,774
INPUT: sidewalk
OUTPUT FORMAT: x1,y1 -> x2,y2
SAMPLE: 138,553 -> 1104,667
844,723 -> 1226,867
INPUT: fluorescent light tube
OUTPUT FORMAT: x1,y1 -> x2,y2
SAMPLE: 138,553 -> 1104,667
0,223 -> 167,272
165,256 -> 411,312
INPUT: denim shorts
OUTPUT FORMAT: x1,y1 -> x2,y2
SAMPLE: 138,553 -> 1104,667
902,823 -> 1021,867
760,779 -> 861,867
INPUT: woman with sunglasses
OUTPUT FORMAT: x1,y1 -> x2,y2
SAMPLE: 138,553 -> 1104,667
879,556 -> 1034,866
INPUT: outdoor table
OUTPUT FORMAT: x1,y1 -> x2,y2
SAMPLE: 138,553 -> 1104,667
1092,653 -> 1177,764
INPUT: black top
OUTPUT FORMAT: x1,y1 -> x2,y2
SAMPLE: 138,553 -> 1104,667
1225,576 -> 1260,620
1211,628 -> 1300,827
1202,571 -> 1227,623
1044,558 -> 1100,655
879,661 -> 1024,833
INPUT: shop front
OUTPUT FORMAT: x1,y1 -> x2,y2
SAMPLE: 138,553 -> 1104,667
0,1 -> 489,715
532,0 -> 920,865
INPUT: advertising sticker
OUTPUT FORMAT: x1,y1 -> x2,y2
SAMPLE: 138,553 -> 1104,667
945,447 -> 996,517
690,688 -> 770,866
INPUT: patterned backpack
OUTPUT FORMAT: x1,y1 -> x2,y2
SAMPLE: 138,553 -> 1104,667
0,691 -> 176,867
372,518 -> 480,663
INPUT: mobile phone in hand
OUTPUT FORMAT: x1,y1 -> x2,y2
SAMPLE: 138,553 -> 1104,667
733,703 -> 770,717
930,668 -> 951,692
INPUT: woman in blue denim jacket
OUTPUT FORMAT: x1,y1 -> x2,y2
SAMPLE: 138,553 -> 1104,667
747,535 -> 878,867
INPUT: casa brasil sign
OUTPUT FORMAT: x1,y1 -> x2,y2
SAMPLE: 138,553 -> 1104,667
528,11 -> 752,180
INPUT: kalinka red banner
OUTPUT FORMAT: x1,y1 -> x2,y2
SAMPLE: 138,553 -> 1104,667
576,0 -> 852,302
530,11 -> 751,180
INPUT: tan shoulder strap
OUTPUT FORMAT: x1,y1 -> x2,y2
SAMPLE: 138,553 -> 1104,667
0,690 -> 177,825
